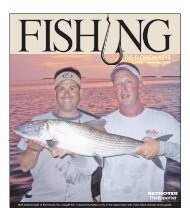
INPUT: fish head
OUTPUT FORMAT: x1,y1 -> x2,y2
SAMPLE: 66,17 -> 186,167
13,120 -> 51,142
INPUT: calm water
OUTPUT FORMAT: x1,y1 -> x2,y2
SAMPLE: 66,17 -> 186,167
10,79 -> 181,202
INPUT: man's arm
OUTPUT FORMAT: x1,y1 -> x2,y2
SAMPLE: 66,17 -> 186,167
159,141 -> 180,162
19,140 -> 43,172
136,137 -> 180,162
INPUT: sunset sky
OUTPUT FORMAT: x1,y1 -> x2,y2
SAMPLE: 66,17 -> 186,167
10,54 -> 180,81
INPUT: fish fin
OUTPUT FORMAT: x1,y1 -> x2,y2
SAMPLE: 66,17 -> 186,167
93,154 -> 104,167
156,134 -> 173,141
152,157 -> 164,170
84,119 -> 107,131
46,139 -> 58,148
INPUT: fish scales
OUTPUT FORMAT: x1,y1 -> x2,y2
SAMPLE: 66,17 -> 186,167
49,120 -> 142,156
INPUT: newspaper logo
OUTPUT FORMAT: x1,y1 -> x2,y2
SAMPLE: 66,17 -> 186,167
148,192 -> 178,201
146,130 -> 159,136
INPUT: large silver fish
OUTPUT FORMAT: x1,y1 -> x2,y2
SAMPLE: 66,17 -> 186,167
14,119 -> 172,169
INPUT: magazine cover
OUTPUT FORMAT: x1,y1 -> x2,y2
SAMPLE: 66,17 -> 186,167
10,13 -> 181,208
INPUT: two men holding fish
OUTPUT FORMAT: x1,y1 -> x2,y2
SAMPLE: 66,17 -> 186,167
15,63 -> 180,202
51,63 -> 180,202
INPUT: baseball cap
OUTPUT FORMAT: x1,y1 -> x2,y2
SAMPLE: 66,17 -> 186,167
110,63 -> 141,81
54,68 -> 81,87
